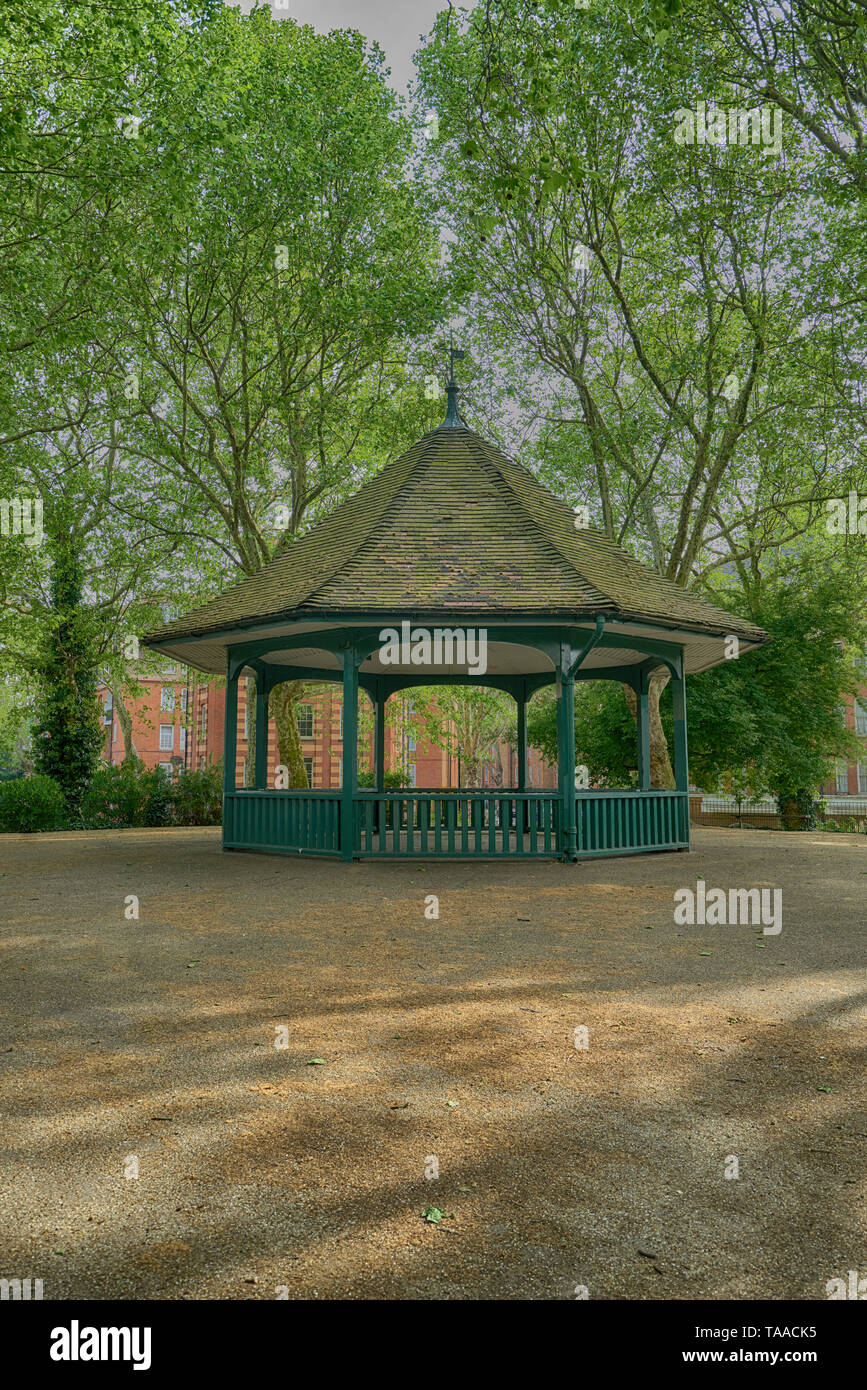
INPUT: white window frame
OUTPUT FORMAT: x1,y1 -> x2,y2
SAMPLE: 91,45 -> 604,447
159,724 -> 174,752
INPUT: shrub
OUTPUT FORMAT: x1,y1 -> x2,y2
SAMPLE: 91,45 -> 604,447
357,769 -> 408,790
171,765 -> 222,826
80,760 -> 173,829
0,774 -> 66,832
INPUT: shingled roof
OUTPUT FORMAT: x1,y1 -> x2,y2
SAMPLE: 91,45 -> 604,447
143,408 -> 766,660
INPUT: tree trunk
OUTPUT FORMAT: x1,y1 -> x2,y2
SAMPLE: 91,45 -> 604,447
269,679 -> 308,787
112,687 -> 139,762
622,669 -> 675,788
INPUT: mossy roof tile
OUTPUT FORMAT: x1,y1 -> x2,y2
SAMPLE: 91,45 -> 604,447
144,423 -> 766,646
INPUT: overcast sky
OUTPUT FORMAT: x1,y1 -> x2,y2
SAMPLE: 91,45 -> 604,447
231,1 -> 447,91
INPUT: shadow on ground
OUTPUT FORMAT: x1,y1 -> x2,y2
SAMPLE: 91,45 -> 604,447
0,826 -> 864,1299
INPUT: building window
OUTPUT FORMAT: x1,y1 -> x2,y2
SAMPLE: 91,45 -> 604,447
836,759 -> 849,794
859,761 -> 867,795
180,688 -> 188,713
407,765 -> 417,787
298,705 -> 314,739
158,761 -> 173,777
199,755 -> 206,771
160,686 -> 175,712
200,705 -> 207,738
335,703 -> 343,740
159,725 -> 173,752
179,727 -> 186,753
303,756 -> 314,785
855,699 -> 867,735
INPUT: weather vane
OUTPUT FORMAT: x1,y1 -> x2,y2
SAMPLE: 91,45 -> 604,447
447,340 -> 465,385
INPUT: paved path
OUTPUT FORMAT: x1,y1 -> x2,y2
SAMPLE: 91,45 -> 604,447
0,826 -> 864,1299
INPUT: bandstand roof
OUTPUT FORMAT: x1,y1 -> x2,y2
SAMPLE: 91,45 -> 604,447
143,388 -> 768,680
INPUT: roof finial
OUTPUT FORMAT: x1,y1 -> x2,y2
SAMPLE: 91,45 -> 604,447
438,342 -> 465,429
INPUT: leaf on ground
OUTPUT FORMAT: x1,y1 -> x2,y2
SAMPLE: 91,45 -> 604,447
423,1206 -> 444,1224
307,1058 -> 326,1065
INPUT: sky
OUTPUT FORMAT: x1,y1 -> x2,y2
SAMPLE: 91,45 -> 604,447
231,1 -> 448,91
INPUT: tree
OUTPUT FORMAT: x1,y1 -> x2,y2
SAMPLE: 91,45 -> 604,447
688,551 -> 867,809
96,6 -> 447,783
527,681 -> 656,788
410,686 -> 516,786
525,545 -> 867,808
417,0 -> 866,784
31,518 -> 103,815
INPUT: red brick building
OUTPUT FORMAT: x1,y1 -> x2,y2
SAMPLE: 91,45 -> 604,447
820,685 -> 867,798
99,666 -> 865,804
98,670 -> 557,790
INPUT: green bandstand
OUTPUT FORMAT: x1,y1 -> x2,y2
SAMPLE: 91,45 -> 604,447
144,380 -> 767,862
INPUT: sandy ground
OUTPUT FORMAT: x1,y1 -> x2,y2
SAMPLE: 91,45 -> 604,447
0,825 -> 864,1301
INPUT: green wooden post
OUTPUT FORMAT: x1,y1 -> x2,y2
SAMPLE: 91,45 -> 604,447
374,680 -> 385,791
516,680 -> 527,792
637,667 -> 651,791
341,644 -> 359,860
254,666 -> 269,789
557,649 -> 578,861
223,662 -> 239,801
672,660 -> 689,792
516,678 -> 528,831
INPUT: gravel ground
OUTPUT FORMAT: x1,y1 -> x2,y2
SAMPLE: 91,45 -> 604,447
0,825 -> 864,1301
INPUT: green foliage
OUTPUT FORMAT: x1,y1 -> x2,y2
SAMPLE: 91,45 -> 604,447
171,764 -> 223,826
80,759 -> 174,829
689,555 -> 867,801
0,772 -> 65,832
31,530 -> 103,815
357,768 -> 406,791
527,682 -> 669,787
526,552 -> 867,802
0,673 -> 32,776
410,686 -> 515,787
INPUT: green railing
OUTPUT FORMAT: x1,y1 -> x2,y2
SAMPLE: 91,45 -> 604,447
576,789 -> 689,855
355,791 -> 559,858
222,787 -> 689,859
223,790 -> 341,855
